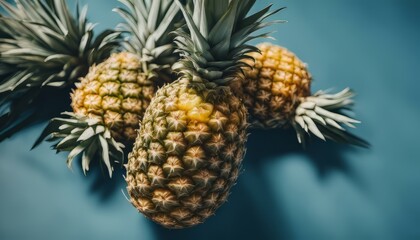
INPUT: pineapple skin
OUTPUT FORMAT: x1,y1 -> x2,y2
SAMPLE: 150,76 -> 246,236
231,43 -> 311,128
126,78 -> 248,229
71,52 -> 156,142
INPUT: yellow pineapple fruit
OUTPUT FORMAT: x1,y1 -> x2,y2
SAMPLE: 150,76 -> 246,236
231,43 -> 368,147
125,0 -> 280,228
70,52 -> 153,142
127,80 -> 248,228
34,0 -> 183,177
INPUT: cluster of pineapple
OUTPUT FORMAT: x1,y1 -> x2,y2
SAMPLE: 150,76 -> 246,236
0,0 -> 367,229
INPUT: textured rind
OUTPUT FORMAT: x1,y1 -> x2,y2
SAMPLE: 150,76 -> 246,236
71,52 -> 155,142
231,43 -> 311,128
126,78 -> 248,229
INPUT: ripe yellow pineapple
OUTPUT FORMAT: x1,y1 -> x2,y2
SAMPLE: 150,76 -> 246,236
231,43 -> 368,146
34,0 -> 183,177
70,52 -> 154,142
125,0 -> 280,228
126,80 -> 248,228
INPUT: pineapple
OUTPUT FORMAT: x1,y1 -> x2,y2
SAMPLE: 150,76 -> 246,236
0,0 -> 119,141
70,52 -> 154,143
230,43 -> 369,147
34,0 -> 183,177
125,0 -> 280,228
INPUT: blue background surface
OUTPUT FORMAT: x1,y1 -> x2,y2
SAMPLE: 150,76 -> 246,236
1,0 -> 420,239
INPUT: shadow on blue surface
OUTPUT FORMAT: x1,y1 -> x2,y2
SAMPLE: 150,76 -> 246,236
247,128 -> 358,178
0,87 -> 73,142
85,163 -> 126,203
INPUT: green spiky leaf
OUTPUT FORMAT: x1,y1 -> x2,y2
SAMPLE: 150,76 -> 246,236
114,0 -> 183,72
32,112 -> 125,178
0,0 -> 120,141
293,88 -> 370,148
173,0 -> 282,85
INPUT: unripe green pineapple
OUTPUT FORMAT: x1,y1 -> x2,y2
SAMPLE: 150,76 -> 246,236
35,0 -> 183,177
231,43 -> 368,147
125,0 -> 280,228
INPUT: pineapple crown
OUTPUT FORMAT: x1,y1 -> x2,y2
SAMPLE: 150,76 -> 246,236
0,0 -> 120,141
33,112 -> 124,178
114,0 -> 183,74
0,0 -> 120,89
293,88 -> 370,148
173,0 -> 283,85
